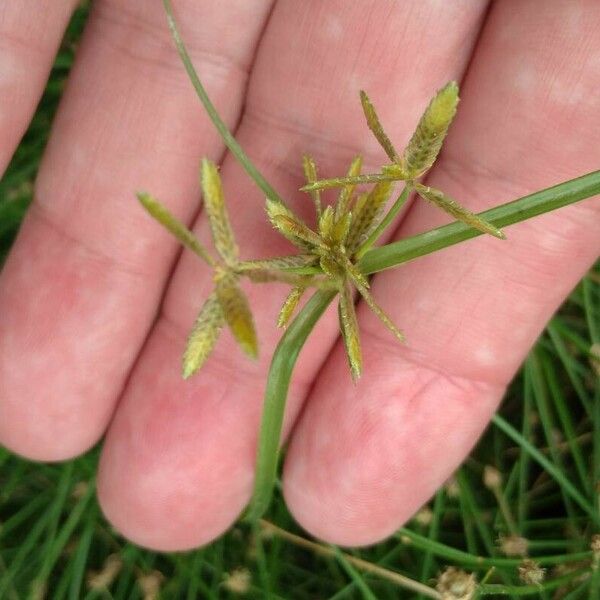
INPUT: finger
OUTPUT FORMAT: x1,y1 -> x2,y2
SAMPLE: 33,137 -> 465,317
0,0 -> 274,460
97,0 -> 489,551
283,0 -> 600,546
0,1 -> 77,175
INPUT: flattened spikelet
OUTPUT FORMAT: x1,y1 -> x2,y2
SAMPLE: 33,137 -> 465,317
182,293 -> 224,378
244,269 -> 314,287
237,254 -> 318,272
360,91 -> 399,162
331,212 -> 351,245
318,205 -> 335,240
340,254 -> 370,290
265,198 -> 314,251
339,281 -> 362,381
302,154 -> 322,218
400,81 -> 459,179
414,183 -> 505,239
272,214 -> 324,249
335,155 -> 363,218
277,286 -> 305,328
137,192 -> 215,266
215,270 -> 258,359
201,159 -> 239,263
347,182 -> 392,253
300,172 -> 395,192
320,255 -> 343,279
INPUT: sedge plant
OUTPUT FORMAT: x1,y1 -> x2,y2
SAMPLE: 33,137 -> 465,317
1,4 -> 599,599
134,0 -> 600,523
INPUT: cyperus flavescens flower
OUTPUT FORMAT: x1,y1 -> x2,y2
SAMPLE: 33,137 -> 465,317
138,82 -> 505,382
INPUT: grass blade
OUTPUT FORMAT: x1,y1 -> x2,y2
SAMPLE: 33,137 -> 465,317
492,415 -> 598,525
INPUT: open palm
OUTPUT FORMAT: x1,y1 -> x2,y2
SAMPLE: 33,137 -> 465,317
1,0 -> 599,551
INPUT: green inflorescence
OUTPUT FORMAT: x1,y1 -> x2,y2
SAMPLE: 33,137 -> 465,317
139,83 -> 505,381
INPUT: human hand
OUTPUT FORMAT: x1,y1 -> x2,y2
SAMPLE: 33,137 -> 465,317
1,0 -> 598,551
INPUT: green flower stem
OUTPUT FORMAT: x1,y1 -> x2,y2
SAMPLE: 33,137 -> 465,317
355,184 -> 411,259
360,169 -> 600,275
244,289 -> 336,521
162,0 -> 286,207
247,171 -> 600,519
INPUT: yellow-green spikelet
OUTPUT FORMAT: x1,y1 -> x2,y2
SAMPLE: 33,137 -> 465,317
214,269 -> 259,359
338,281 -> 362,381
346,182 -> 392,253
399,81 -> 459,179
182,292 -> 225,378
277,286 -> 306,328
201,159 -> 239,264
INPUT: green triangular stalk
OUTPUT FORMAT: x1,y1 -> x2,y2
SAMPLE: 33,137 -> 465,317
243,290 -> 336,522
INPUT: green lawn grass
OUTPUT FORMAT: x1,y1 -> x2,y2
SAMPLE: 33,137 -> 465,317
1,7 -> 598,599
